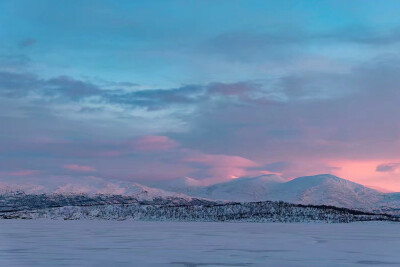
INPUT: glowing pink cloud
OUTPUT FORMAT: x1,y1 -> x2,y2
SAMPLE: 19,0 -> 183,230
64,164 -> 96,172
184,153 -> 259,183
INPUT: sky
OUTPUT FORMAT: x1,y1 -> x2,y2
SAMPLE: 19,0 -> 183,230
1,0 -> 400,191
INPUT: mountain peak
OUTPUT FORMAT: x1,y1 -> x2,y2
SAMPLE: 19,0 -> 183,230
291,174 -> 345,183
296,174 -> 342,180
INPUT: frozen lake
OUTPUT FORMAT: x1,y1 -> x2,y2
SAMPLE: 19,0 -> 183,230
1,220 -> 400,267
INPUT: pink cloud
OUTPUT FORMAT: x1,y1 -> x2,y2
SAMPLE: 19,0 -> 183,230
133,135 -> 178,151
64,164 -> 96,172
7,170 -> 38,176
184,153 -> 259,183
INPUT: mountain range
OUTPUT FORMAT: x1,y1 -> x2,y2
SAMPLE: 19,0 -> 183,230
2,174 -> 400,214
152,174 -> 400,213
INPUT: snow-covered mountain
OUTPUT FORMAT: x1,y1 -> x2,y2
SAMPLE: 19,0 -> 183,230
0,177 -> 194,202
2,174 -> 400,214
2,174 -> 400,221
154,174 -> 400,212
53,182 -> 193,202
193,174 -> 285,202
0,178 -> 217,213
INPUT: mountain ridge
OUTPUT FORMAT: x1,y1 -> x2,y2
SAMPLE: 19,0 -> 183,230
2,174 -> 400,214
151,174 -> 400,213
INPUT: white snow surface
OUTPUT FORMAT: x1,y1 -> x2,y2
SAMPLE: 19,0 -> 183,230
1,220 -> 399,267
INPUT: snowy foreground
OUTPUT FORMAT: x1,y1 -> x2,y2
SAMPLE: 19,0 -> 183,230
1,220 -> 400,267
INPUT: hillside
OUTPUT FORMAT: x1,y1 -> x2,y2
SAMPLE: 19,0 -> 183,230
156,174 -> 400,213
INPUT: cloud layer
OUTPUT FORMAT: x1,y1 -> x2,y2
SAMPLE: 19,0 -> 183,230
2,1 -> 400,191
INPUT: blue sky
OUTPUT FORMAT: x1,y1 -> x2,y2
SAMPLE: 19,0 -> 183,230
3,0 -> 400,86
2,0 -> 400,191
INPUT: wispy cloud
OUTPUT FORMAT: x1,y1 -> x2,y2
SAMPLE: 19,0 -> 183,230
376,163 -> 400,173
7,170 -> 39,176
19,38 -> 36,48
64,164 -> 96,172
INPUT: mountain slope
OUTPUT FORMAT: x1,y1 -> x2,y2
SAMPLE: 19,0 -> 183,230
0,178 -> 216,212
0,178 -> 194,202
270,175 -> 382,210
195,174 -> 285,202
156,174 -> 400,212
3,174 -> 400,214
